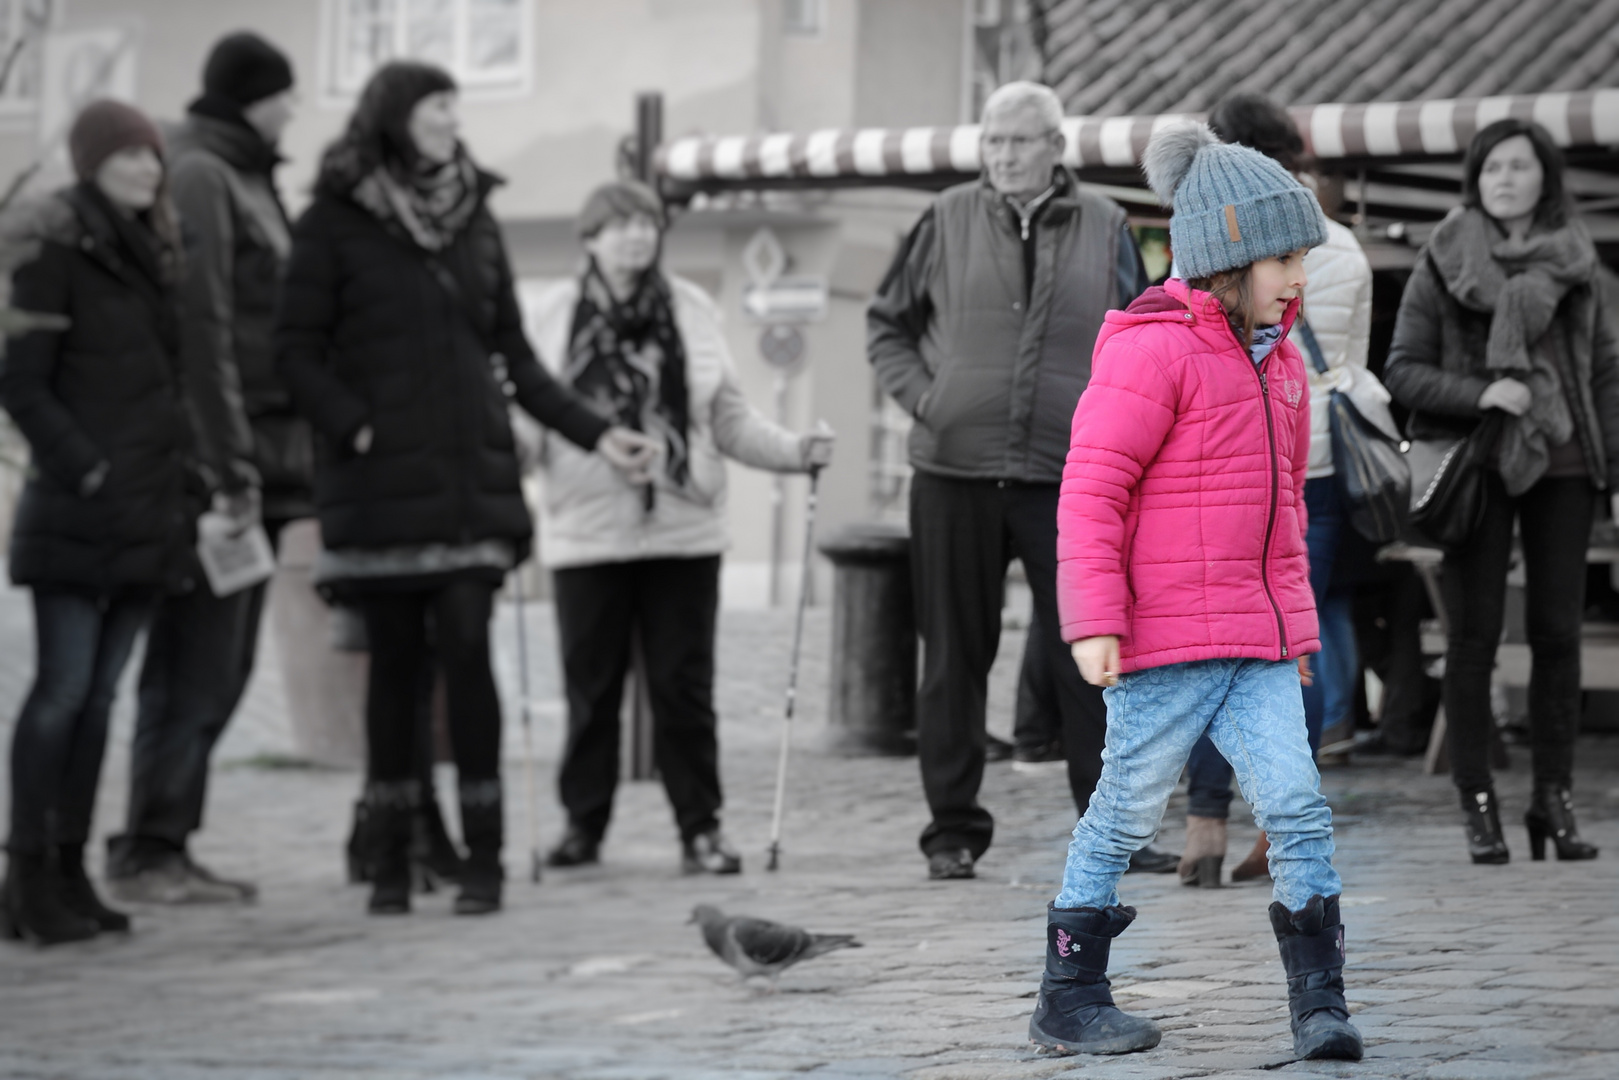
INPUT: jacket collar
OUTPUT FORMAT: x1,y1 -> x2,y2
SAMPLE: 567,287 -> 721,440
977,165 -> 1086,223
1139,277 -> 1302,344
182,97 -> 284,174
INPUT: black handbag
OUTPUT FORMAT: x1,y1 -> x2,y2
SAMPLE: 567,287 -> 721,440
1404,412 -> 1503,549
1298,320 -> 1411,543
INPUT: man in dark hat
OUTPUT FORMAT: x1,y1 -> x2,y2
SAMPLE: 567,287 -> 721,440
105,31 -> 309,904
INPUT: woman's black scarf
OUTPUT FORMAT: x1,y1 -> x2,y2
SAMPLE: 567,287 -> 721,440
564,261 -> 690,491
351,148 -> 482,252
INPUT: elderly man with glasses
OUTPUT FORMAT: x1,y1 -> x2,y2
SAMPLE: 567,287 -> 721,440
868,81 -> 1171,881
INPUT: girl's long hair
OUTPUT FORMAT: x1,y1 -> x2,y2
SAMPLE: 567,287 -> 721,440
315,60 -> 457,196
1188,267 -> 1257,352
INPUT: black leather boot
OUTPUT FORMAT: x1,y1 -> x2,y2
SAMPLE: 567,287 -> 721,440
1027,905 -> 1162,1055
1269,894 -> 1363,1061
416,787 -> 466,885
1525,784 -> 1598,861
57,843 -> 129,933
2,848 -> 97,945
454,779 -> 503,916
1462,788 -> 1509,864
365,781 -> 418,915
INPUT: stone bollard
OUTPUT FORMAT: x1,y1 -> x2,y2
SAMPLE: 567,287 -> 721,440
818,522 -> 916,756
269,519 -> 368,768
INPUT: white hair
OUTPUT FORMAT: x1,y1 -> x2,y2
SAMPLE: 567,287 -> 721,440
981,81 -> 1064,130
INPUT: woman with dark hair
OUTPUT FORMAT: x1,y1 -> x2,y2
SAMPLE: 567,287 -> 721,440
1,100 -> 195,943
526,181 -> 832,874
1385,118 -> 1619,864
275,62 -> 653,917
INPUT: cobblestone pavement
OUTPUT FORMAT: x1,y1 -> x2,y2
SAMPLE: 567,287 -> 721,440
0,582 -> 1616,1079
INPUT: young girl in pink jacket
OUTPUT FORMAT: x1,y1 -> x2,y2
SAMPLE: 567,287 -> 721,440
1027,122 -> 1362,1063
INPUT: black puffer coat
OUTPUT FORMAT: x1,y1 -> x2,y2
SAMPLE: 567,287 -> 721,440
274,175 -> 608,553
1,184 -> 194,590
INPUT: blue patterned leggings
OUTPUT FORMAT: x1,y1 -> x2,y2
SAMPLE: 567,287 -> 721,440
1055,658 -> 1340,913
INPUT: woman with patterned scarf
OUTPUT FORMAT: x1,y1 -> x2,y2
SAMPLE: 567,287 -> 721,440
275,62 -> 656,918
524,181 -> 834,875
1386,119 -> 1619,867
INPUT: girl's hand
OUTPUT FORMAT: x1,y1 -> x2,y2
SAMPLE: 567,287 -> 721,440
1071,636 -> 1121,687
1298,655 -> 1314,687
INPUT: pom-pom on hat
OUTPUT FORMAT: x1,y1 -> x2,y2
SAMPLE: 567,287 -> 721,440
69,98 -> 164,181
1143,120 -> 1327,280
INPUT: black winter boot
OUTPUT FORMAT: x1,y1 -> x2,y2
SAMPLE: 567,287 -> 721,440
415,787 -> 466,885
1028,905 -> 1162,1055
1269,894 -> 1363,1061
365,781 -> 418,915
454,779 -> 503,916
57,843 -> 130,932
1,848 -> 97,945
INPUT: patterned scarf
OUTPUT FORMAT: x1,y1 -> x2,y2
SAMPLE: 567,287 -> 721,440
564,261 -> 690,489
351,150 -> 481,252
1427,206 -> 1598,494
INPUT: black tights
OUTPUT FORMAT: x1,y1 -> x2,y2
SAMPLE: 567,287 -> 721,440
1441,473 -> 1594,797
360,579 -> 500,784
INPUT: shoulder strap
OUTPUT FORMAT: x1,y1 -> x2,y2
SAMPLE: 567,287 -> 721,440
1297,316 -> 1328,375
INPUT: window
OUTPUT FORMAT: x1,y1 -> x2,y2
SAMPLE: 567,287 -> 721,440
964,0 -> 1039,121
328,0 -> 529,96
782,0 -> 824,37
0,0 -> 50,113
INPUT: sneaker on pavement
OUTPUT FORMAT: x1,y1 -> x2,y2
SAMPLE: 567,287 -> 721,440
183,854 -> 257,902
681,829 -> 742,875
927,848 -> 975,880
107,856 -> 247,905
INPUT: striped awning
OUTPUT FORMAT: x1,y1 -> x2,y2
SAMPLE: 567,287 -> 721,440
658,89 -> 1619,185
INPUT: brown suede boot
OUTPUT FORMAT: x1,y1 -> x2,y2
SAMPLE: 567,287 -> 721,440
1230,832 -> 1271,882
1177,815 -> 1227,888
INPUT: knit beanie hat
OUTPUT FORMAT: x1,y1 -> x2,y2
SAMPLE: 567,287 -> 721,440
576,180 -> 665,239
202,31 -> 295,107
1143,120 -> 1326,280
69,99 -> 164,180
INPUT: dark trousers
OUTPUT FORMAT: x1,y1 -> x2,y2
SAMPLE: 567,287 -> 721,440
551,555 -> 723,844
1185,476 -> 1340,818
909,473 -> 1108,858
1012,601 -> 1061,755
361,578 -> 501,784
111,524 -> 291,872
7,588 -> 153,852
1442,473 -> 1593,796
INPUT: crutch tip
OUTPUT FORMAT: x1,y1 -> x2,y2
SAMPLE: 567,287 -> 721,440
530,852 -> 543,883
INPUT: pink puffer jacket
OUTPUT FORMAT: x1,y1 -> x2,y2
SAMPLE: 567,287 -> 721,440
1057,277 -> 1319,673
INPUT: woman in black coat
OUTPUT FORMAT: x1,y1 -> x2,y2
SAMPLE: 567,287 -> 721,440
275,61 -> 651,917
1385,119 -> 1619,865
1,100 -> 194,944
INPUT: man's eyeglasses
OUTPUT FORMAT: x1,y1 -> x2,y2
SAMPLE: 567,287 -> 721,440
982,133 -> 1057,152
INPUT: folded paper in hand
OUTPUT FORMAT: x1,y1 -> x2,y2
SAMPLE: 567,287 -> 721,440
196,512 -> 276,597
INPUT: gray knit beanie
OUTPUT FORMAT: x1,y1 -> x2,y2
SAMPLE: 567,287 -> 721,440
1143,121 -> 1326,280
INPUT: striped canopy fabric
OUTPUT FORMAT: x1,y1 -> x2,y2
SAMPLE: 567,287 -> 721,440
657,89 -> 1619,188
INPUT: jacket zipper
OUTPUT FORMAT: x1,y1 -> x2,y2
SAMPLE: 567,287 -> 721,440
1254,362 -> 1289,659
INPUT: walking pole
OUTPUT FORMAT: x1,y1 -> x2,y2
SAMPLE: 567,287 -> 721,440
511,563 -> 544,883
767,462 -> 822,872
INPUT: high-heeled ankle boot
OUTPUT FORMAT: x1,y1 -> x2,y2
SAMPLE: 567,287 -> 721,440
57,843 -> 130,933
1028,904 -> 1162,1055
454,779 -> 503,916
1525,785 -> 1598,862
1,848 -> 98,945
1177,815 -> 1226,888
365,781 -> 419,915
1270,894 -> 1363,1061
1462,789 -> 1509,865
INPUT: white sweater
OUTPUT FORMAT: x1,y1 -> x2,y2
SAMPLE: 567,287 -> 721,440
1290,218 -> 1374,479
521,275 -> 806,569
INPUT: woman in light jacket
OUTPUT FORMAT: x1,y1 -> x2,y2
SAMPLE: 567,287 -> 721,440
529,181 -> 833,874
1177,93 -> 1376,887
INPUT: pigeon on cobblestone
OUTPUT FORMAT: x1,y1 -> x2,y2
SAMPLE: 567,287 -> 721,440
690,904 -> 861,987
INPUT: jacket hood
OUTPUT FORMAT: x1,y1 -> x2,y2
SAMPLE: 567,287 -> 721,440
1108,278 -> 1302,343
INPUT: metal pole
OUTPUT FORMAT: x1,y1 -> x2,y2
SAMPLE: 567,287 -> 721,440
634,91 -> 664,186
768,371 -> 789,607
767,466 -> 821,871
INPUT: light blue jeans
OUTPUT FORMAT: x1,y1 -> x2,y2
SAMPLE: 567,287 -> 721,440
1055,658 -> 1341,913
